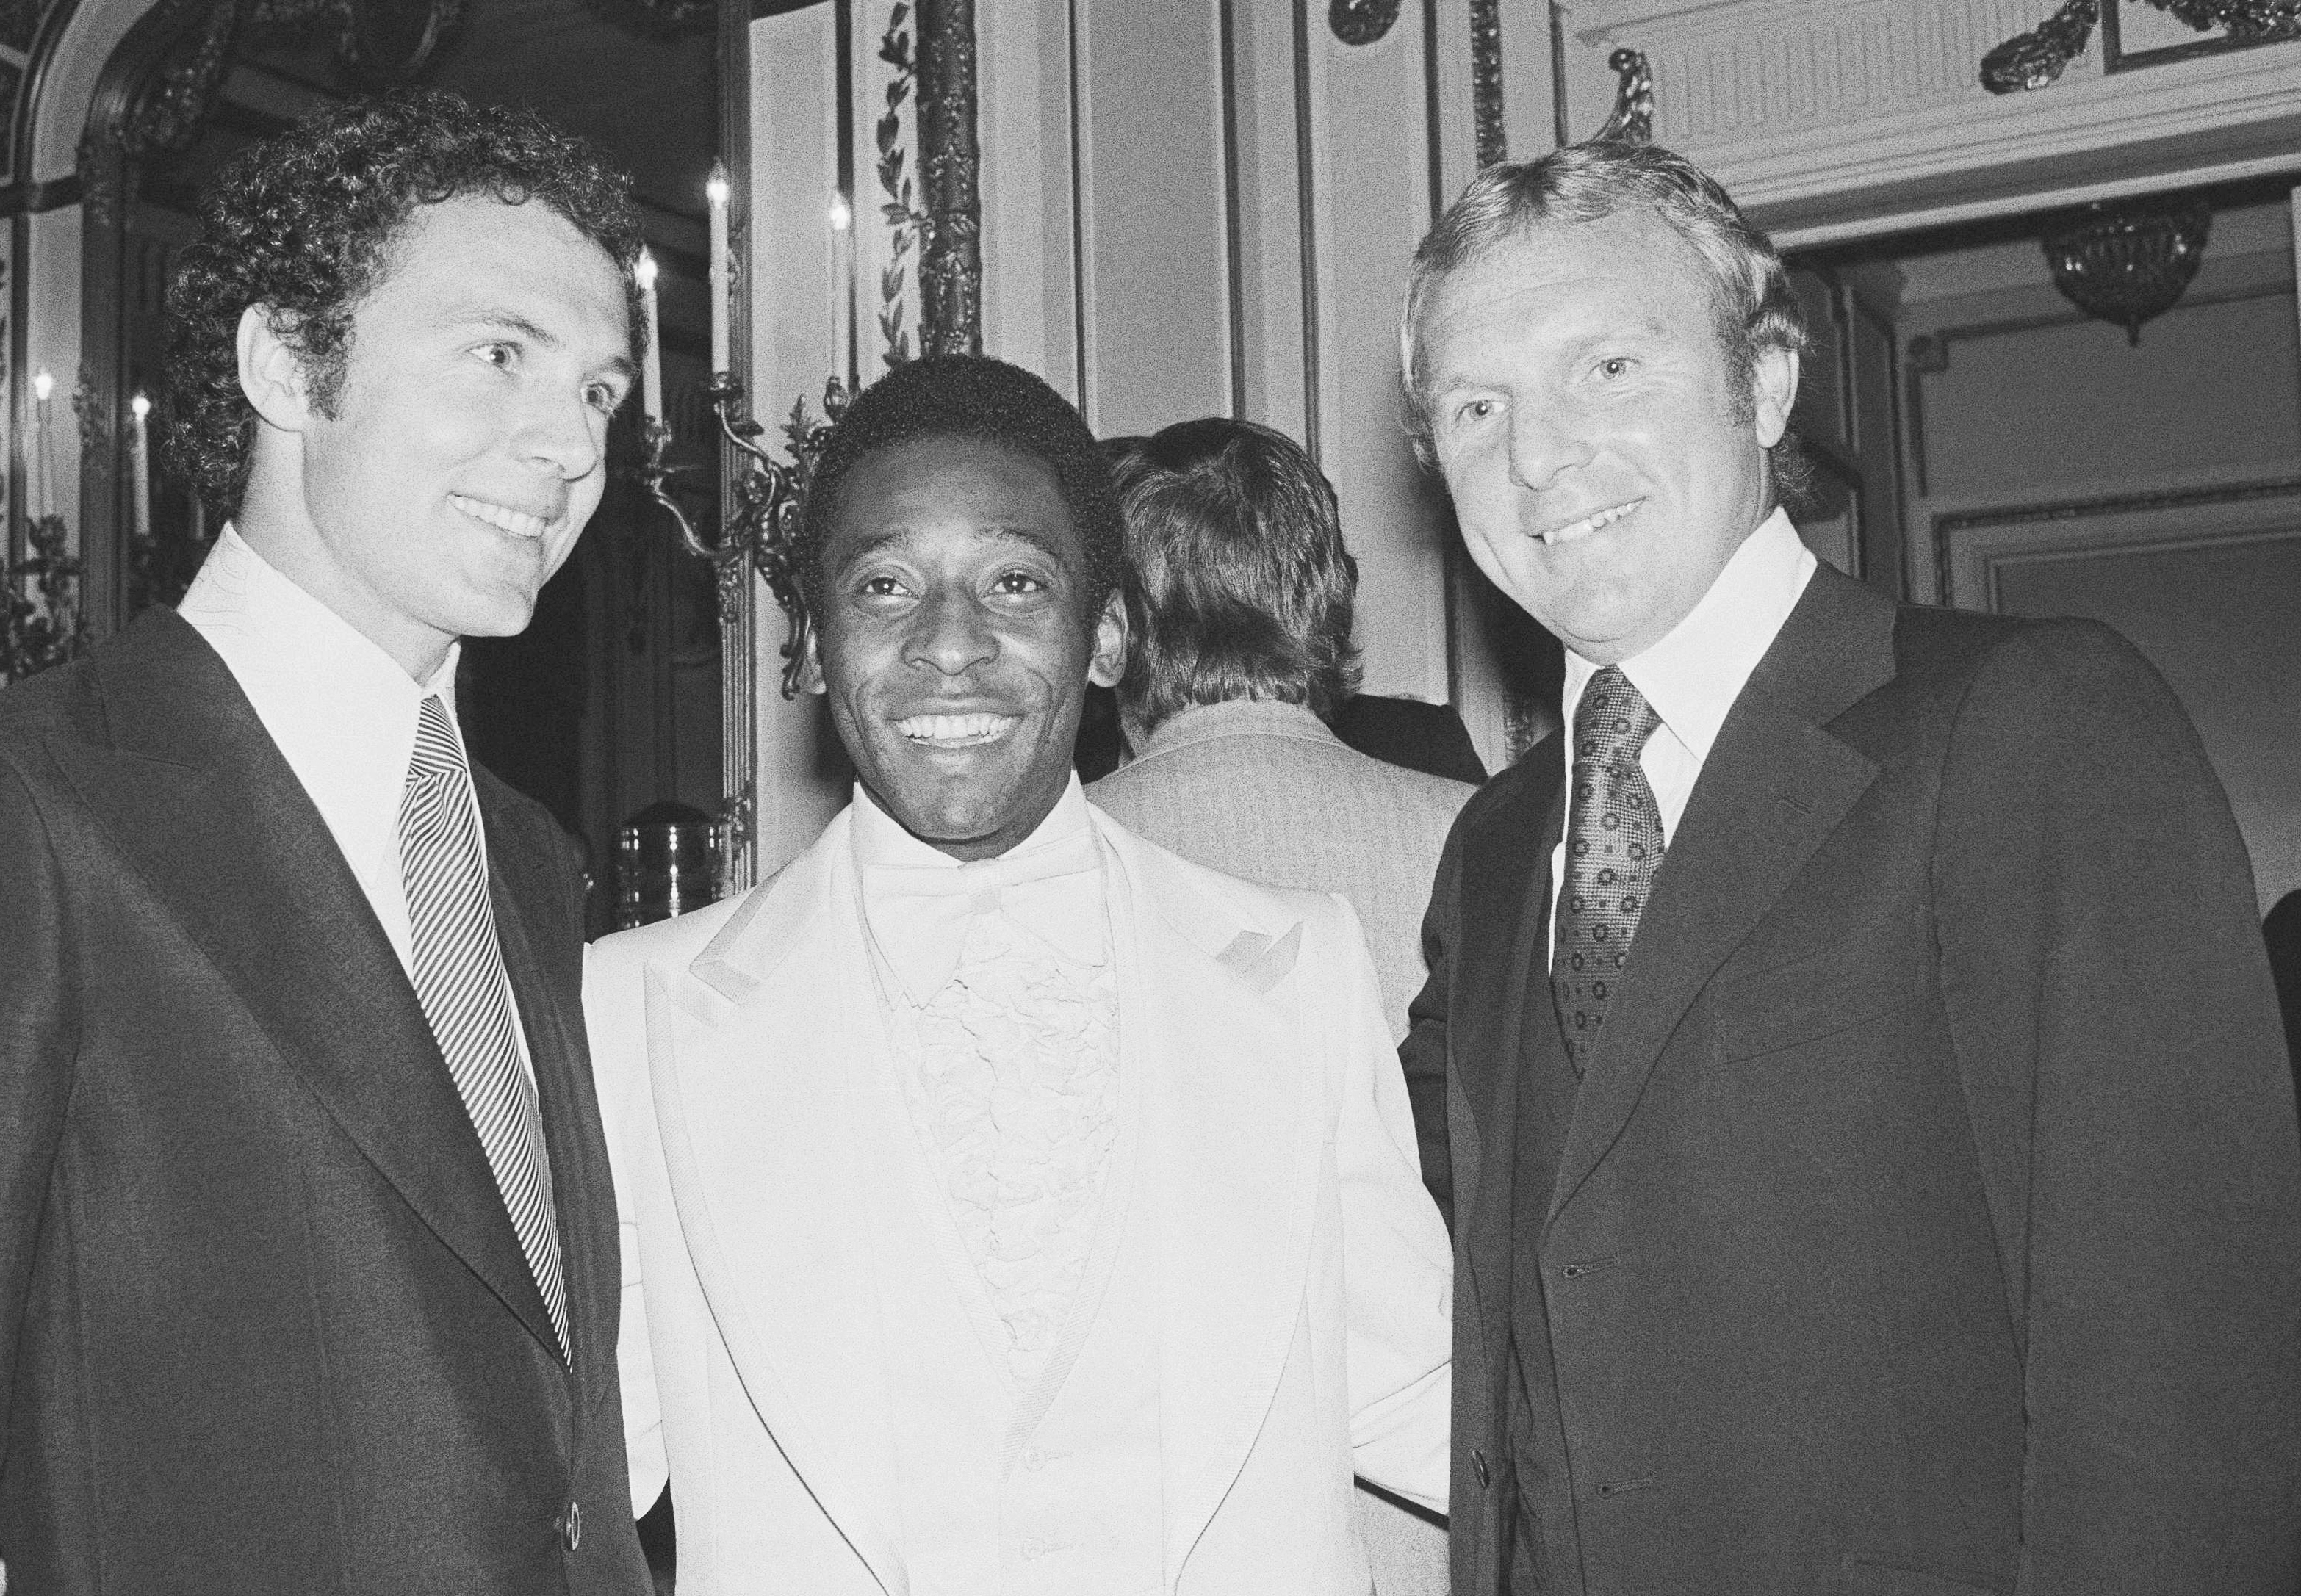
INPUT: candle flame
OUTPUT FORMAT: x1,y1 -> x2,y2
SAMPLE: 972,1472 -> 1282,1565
829,191 -> 852,231
636,250 -> 658,289
131,392 -> 151,418
706,164 -> 730,207
33,369 -> 53,402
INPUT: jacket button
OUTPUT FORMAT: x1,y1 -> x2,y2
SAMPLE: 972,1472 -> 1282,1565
561,1500 -> 582,1550
1472,1448 -> 1491,1487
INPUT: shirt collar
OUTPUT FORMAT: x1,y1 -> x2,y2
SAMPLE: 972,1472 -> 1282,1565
1561,508 -> 1817,764
176,525 -> 461,862
1128,698 -> 1338,763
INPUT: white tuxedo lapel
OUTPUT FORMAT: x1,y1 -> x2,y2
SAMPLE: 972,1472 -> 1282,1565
643,812 -> 910,1596
1095,819 -> 1325,1578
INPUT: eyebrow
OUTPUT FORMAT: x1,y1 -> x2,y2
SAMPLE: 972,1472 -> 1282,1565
833,524 -> 1073,574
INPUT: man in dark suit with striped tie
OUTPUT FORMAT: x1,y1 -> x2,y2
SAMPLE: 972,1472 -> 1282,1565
0,93 -> 652,1593
1402,141 -> 2301,1595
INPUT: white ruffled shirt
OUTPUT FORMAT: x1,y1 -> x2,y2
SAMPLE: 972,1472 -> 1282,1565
851,780 -> 1121,1388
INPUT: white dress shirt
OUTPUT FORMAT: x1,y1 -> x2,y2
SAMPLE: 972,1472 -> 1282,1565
1548,509 -> 1818,960
850,779 -> 1122,1393
177,527 -> 533,1081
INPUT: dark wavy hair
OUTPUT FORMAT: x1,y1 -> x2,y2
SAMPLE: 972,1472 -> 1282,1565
796,355 -> 1126,630
161,90 -> 645,522
1110,418 -> 1363,734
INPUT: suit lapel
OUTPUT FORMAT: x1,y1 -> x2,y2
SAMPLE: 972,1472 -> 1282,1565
1091,823 -> 1320,1578
644,818 -> 908,1595
483,787 -> 609,1390
1546,567 -> 1898,1228
60,611 -> 561,1356
1452,762 -> 1565,1360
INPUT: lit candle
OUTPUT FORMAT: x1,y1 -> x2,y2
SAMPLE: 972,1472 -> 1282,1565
707,164 -> 731,375
635,250 -> 665,425
829,189 -> 854,389
32,369 -> 53,521
129,392 -> 151,541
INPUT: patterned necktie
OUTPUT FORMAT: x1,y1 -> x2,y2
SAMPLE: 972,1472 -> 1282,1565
1551,667 -> 1667,1077
397,694 -> 568,1360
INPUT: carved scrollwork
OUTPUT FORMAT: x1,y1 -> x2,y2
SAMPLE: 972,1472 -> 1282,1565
1980,0 -> 2100,91
1328,0 -> 1402,46
1984,0 -> 2297,93
337,0 -> 469,86
916,0 -> 982,358
1470,0 -> 1504,166
1591,48 -> 1653,144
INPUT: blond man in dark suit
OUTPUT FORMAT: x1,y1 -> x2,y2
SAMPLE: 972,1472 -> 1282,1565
1405,140 -> 2300,1596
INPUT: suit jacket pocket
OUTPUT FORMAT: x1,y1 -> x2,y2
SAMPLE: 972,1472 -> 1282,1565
1838,1553 -> 2006,1596
1708,928 -> 1923,1064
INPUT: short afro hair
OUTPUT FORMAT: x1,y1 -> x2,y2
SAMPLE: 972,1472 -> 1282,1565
161,89 -> 645,523
797,355 -> 1126,631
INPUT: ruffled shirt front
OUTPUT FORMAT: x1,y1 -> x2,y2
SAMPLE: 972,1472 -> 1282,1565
851,781 -> 1121,1389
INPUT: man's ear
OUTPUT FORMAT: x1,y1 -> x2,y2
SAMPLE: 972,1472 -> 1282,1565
1749,344 -> 1798,450
1087,591 -> 1128,690
237,305 -> 314,432
799,620 -> 828,696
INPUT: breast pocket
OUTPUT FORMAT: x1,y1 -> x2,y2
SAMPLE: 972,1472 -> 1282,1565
1707,923 -> 1927,1064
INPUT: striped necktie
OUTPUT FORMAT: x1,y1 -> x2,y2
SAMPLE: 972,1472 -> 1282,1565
397,693 -> 569,1360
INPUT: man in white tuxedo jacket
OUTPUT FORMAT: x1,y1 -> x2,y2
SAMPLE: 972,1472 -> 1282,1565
586,355 -> 1452,1595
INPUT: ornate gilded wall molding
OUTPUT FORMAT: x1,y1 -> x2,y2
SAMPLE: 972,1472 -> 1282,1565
1329,0 -> 1402,46
1469,0 -> 1504,165
915,0 -> 979,358
1980,0 -> 2101,90
1984,0 -> 2300,91
1591,46 -> 1652,142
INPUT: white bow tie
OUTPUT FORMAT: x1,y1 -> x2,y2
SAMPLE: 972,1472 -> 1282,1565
861,830 -> 1106,1004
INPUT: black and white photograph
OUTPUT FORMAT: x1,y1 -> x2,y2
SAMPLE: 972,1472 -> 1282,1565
2,1 -> 2298,1592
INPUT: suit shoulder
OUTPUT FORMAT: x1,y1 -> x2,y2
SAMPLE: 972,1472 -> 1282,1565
1363,749 -> 1477,815
1095,806 -> 1342,925
1890,604 -> 2177,729
1454,738 -> 1556,833
0,651 -> 102,750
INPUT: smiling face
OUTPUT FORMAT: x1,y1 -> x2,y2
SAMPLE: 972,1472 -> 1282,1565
804,434 -> 1126,861
1416,209 -> 1796,665
238,194 -> 633,679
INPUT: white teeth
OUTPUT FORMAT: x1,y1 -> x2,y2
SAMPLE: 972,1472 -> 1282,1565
1541,499 -> 1642,545
896,713 -> 1018,746
451,494 -> 553,540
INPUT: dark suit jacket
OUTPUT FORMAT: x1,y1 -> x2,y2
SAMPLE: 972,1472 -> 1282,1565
0,610 -> 649,1595
1405,566 -> 2301,1596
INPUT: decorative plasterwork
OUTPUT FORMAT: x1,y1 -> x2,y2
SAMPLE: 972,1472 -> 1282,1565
915,0 -> 979,357
1329,0 -> 1402,46
1469,0 -> 1503,165
1552,0 -> 2301,245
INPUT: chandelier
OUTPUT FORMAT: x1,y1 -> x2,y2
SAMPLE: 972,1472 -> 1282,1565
2039,197 -> 2211,345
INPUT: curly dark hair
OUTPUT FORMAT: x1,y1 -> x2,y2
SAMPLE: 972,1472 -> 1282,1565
161,90 -> 646,522
796,355 -> 1126,633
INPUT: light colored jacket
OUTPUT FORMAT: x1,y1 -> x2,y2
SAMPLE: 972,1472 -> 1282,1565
586,801 -> 1452,1595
